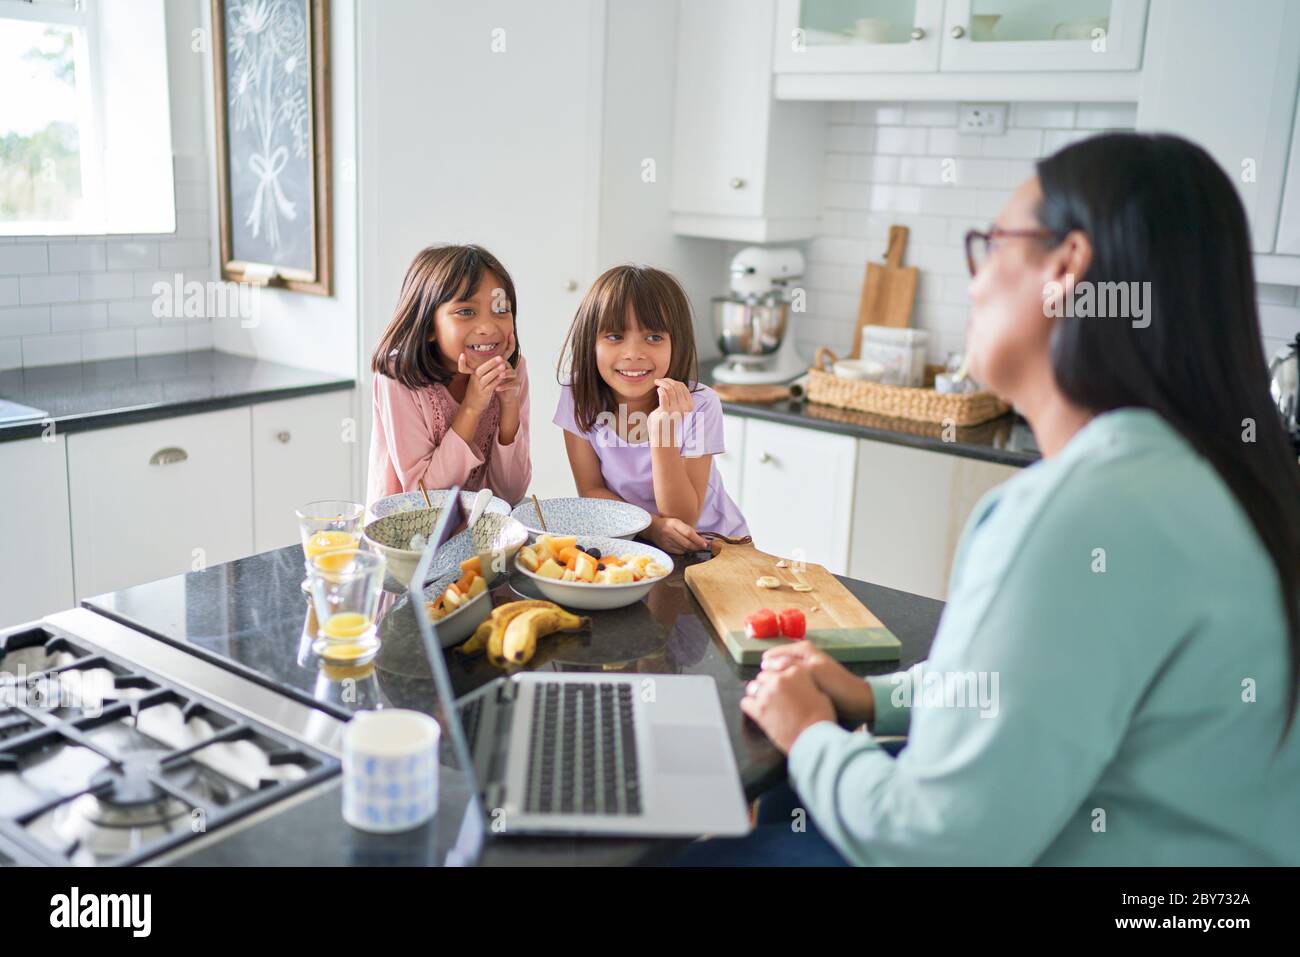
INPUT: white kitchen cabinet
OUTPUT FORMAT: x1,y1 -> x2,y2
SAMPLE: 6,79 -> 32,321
1137,0 -> 1300,254
939,0 -> 1148,72
773,0 -> 944,74
738,419 -> 857,573
716,412 -> 747,502
671,0 -> 827,242
0,436 -> 75,628
67,408 -> 254,598
251,391 -> 356,553
849,438 -> 1017,599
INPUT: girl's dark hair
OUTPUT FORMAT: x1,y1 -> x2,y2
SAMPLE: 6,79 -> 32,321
558,264 -> 700,432
1036,132 -> 1300,738
371,244 -> 519,388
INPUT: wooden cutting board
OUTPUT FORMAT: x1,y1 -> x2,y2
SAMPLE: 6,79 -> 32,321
685,538 -> 900,665
712,383 -> 791,404
851,225 -> 918,356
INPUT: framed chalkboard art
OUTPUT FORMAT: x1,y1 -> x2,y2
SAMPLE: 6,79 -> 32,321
211,0 -> 332,295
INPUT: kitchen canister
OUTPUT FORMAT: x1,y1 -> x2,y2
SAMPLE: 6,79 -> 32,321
342,708 -> 440,833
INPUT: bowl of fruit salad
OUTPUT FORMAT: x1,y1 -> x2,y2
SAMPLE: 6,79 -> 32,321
514,534 -> 672,611
419,555 -> 493,647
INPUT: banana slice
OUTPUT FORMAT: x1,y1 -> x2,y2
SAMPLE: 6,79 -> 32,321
755,576 -> 781,589
792,583 -> 814,592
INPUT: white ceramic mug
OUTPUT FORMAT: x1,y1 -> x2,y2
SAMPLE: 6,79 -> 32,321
342,709 -> 440,833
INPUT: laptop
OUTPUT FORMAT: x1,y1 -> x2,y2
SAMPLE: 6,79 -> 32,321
408,487 -> 751,838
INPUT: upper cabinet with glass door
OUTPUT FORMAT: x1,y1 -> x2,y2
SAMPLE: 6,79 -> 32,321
773,0 -> 945,73
940,0 -> 1148,71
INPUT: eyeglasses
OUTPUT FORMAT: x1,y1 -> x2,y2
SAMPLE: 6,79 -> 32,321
964,227 -> 1061,277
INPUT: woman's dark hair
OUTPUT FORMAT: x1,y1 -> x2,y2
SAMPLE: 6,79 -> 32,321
558,264 -> 700,433
1036,132 -> 1300,739
371,243 -> 519,388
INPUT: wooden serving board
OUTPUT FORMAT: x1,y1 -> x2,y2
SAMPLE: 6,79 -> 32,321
851,225 -> 918,356
684,538 -> 900,665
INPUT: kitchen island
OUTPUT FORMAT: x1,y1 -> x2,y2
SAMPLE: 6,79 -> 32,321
82,545 -> 944,866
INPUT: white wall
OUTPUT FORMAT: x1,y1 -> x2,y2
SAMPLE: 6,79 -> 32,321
596,0 -> 730,364
0,0 -> 214,369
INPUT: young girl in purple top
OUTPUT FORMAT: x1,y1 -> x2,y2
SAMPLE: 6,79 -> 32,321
554,264 -> 749,554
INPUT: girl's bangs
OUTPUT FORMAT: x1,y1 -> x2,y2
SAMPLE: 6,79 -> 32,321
594,277 -> 671,336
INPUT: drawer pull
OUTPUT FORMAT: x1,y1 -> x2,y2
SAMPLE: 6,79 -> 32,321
149,447 -> 188,466
758,451 -> 774,464
276,430 -> 292,444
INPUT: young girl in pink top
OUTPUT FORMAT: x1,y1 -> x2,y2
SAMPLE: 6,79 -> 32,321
367,244 -> 531,506
555,264 -> 747,554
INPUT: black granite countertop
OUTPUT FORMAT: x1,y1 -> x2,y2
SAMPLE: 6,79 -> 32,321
702,359 -> 1039,468
0,349 -> 354,443
83,543 -> 944,866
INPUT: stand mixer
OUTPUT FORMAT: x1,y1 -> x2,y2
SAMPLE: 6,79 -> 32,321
710,247 -> 807,385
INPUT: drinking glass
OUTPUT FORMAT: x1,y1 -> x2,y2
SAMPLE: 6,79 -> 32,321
306,548 -> 386,664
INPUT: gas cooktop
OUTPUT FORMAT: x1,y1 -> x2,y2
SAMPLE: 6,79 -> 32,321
0,609 -> 346,866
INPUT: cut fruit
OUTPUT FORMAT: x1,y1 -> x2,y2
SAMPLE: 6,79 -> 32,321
536,558 -> 564,580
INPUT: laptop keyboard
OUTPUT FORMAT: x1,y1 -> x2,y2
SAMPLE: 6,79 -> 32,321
523,681 -> 642,816
459,695 -> 484,752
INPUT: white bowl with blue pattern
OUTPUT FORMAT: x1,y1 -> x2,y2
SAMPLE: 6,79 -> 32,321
342,709 -> 439,833
510,497 -> 652,540
513,535 -> 673,611
368,488 -> 511,522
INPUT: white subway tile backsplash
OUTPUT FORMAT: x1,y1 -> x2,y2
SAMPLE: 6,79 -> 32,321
159,241 -> 210,269
980,128 -> 1044,158
80,328 -> 137,362
1075,103 -> 1138,129
186,322 -> 215,351
0,306 -> 50,336
0,244 -> 49,276
78,271 -> 135,301
798,98 -> 1295,362
876,126 -> 931,155
927,128 -> 983,158
136,324 -> 188,356
50,302 -> 109,333
21,334 -> 82,367
827,124 -> 875,153
904,102 -> 959,127
0,277 -> 17,307
1011,103 -> 1076,129
0,338 -> 20,369
20,274 -> 80,305
48,242 -> 106,273
106,240 -> 160,271
108,298 -> 163,327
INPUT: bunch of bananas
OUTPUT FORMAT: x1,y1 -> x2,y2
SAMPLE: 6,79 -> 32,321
458,600 -> 590,667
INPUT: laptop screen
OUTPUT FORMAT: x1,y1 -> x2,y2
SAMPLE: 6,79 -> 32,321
406,486 -> 489,865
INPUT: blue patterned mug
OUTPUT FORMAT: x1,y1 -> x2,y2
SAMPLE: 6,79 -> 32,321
342,709 -> 440,833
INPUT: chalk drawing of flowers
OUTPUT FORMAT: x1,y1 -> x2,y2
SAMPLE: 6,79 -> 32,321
228,0 -> 308,250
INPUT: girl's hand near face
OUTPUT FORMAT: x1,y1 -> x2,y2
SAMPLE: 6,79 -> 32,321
458,353 -> 511,414
647,378 -> 694,448
763,644 -> 875,725
741,662 -> 836,754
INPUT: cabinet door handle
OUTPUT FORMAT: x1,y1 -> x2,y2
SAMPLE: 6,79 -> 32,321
563,279 -> 579,292
950,25 -> 966,39
276,430 -> 292,444
729,177 -> 746,190
910,27 -> 926,40
758,451 -> 774,464
149,447 -> 188,466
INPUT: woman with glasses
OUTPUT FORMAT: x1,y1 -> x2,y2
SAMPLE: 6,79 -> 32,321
678,132 -> 1300,866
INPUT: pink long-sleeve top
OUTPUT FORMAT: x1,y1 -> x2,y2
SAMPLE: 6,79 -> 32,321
366,355 -> 532,508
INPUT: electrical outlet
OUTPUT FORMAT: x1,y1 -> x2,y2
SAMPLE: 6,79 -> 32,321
958,103 -> 1008,135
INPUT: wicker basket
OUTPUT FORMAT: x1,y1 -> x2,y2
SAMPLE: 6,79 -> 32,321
806,347 -> 1009,426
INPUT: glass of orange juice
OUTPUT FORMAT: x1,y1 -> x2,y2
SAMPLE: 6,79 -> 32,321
306,548 -> 386,664
297,500 -> 365,559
